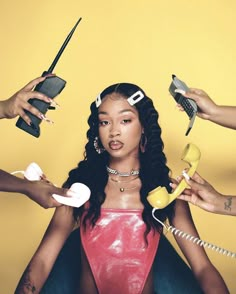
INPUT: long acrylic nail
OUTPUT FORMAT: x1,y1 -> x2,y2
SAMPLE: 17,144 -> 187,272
40,114 -> 54,124
50,100 -> 60,108
182,171 -> 190,180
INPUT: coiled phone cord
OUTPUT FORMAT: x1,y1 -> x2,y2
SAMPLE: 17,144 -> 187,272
152,208 -> 236,258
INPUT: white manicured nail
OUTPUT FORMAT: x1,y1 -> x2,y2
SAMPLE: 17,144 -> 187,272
175,89 -> 186,95
182,171 -> 190,180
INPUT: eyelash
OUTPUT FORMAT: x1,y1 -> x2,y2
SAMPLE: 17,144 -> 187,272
98,119 -> 132,126
122,119 -> 131,124
99,121 -> 109,126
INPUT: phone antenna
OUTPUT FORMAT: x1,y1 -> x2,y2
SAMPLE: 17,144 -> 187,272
47,17 -> 82,73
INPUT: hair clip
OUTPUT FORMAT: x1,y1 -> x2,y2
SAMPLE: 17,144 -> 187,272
95,94 -> 102,108
127,90 -> 145,106
96,89 -> 145,108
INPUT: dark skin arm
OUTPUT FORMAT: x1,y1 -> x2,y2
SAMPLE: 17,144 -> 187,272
171,199 -> 229,293
15,206 -> 75,293
0,169 -> 71,209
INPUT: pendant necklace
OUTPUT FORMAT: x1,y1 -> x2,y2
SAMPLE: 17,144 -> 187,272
108,175 -> 139,192
107,166 -> 140,192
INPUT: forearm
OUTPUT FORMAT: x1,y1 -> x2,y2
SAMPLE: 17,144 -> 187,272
195,265 -> 229,294
209,105 -> 236,130
172,201 -> 229,293
15,259 -> 50,294
216,195 -> 236,216
0,169 -> 31,194
15,207 -> 75,293
0,101 -> 7,118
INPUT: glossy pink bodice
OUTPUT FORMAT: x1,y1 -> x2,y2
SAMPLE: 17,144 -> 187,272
81,208 -> 160,294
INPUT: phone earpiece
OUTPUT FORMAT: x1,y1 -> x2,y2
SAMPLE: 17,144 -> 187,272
147,143 -> 201,209
24,162 -> 91,208
52,183 -> 91,208
24,162 -> 43,181
181,143 -> 200,176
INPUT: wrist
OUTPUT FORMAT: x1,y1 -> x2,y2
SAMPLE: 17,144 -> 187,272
12,177 -> 34,198
207,105 -> 223,123
0,100 -> 7,119
216,194 -> 235,215
21,180 -> 36,199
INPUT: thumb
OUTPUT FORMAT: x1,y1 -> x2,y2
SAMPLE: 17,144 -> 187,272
182,171 -> 202,190
53,187 -> 72,197
185,177 -> 205,194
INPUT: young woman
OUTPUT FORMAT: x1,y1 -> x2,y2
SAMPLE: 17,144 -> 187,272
15,83 -> 229,293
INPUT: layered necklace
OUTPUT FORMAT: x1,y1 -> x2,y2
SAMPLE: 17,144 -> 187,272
106,166 -> 140,192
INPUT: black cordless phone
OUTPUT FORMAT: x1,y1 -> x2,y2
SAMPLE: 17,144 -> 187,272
16,17 -> 82,137
169,74 -> 198,136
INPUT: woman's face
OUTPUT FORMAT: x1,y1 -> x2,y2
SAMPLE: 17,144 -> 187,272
98,93 -> 143,160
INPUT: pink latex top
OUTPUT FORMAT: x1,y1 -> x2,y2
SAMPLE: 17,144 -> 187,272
81,208 -> 160,294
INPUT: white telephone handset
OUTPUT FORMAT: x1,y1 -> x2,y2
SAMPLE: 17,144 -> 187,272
11,162 -> 90,208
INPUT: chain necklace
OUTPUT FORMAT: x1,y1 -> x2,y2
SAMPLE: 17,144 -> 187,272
119,186 -> 138,192
109,175 -> 139,183
106,166 -> 140,177
108,175 -> 140,192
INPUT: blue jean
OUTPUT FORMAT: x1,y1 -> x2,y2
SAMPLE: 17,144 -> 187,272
41,229 -> 203,294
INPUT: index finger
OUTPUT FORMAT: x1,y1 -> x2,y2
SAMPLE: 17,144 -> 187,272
22,74 -> 56,91
22,76 -> 46,91
184,88 -> 209,102
191,172 -> 205,184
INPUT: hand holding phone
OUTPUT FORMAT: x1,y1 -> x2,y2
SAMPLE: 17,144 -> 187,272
169,75 -> 198,135
12,162 -> 90,207
16,18 -> 82,137
147,143 -> 201,209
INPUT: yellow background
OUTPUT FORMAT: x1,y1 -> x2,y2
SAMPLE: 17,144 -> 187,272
0,0 -> 235,293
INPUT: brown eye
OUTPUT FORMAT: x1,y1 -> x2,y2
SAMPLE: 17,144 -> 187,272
122,119 -> 131,124
99,120 -> 109,126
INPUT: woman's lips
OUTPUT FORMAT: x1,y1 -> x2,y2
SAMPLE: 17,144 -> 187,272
109,140 -> 123,150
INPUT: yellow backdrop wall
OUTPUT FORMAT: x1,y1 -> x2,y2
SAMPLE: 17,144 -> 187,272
0,0 -> 235,293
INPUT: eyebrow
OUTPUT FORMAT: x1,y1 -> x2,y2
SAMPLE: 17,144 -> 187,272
98,109 -> 137,115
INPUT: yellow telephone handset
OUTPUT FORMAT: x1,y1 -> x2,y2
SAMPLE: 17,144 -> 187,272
147,143 -> 201,209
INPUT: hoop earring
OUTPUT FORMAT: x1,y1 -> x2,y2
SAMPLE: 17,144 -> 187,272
140,133 -> 147,153
94,136 -> 105,154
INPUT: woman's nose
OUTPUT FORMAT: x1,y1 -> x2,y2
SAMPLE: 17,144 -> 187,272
109,125 -> 120,137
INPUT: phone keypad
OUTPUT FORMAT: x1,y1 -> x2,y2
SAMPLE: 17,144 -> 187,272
182,99 -> 196,117
169,75 -> 198,135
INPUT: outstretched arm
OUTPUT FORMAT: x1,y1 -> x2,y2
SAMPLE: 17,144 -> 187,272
15,206 -> 75,293
175,88 -> 236,130
170,200 -> 229,293
176,172 -> 236,216
0,169 -> 71,209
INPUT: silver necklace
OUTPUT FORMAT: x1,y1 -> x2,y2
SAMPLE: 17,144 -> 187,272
106,166 -> 139,177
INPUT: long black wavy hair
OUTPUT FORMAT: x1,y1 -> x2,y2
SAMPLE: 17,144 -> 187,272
63,83 -> 175,235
